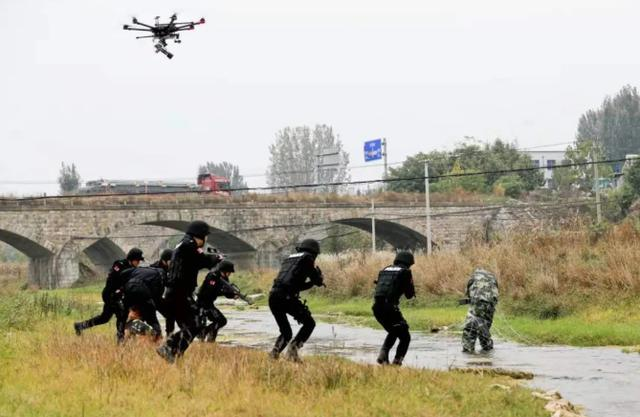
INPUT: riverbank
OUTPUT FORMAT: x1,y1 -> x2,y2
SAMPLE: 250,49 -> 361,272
0,284 -> 548,417
304,295 -> 640,347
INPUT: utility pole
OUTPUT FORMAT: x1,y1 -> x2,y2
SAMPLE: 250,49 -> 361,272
424,161 -> 432,255
382,138 -> 388,179
371,199 -> 377,253
592,144 -> 602,223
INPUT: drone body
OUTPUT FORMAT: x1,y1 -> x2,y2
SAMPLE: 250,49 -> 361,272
123,14 -> 205,59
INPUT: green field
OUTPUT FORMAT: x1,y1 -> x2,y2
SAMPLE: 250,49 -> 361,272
303,295 -> 640,347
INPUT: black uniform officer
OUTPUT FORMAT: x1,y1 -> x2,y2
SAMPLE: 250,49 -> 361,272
156,221 -> 221,363
150,249 -> 176,336
372,251 -> 416,366
73,248 -> 144,342
122,266 -> 166,340
196,260 -> 236,342
268,239 -> 324,361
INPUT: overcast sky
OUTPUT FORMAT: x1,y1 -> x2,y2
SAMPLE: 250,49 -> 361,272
1,0 -> 639,195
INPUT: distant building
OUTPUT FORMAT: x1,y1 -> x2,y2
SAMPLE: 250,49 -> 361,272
521,149 -> 566,188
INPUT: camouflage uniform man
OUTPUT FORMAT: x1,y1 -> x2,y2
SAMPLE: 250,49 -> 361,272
461,268 -> 499,353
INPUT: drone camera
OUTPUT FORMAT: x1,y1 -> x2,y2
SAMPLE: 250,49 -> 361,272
199,18 -> 205,24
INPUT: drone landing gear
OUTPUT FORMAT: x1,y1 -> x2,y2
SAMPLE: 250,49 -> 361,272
154,43 -> 174,59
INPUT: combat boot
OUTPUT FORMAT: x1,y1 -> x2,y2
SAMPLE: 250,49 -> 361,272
269,348 -> 281,360
392,356 -> 404,366
156,344 -> 176,364
285,340 -> 303,362
73,322 -> 84,336
376,347 -> 390,365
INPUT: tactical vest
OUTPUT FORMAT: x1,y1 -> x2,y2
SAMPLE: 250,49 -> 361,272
468,269 -> 499,304
273,252 -> 308,291
374,265 -> 405,301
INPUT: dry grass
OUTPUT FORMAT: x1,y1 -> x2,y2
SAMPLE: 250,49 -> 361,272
0,263 -> 27,283
307,220 -> 640,307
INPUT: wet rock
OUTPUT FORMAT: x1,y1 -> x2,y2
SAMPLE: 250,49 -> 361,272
532,390 -> 563,401
452,367 -> 534,380
533,390 -> 586,417
490,383 -> 511,392
545,399 -> 575,413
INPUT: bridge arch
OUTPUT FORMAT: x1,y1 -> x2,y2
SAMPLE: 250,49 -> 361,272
142,220 -> 256,254
82,238 -> 126,273
333,218 -> 428,250
330,218 -> 428,251
0,229 -> 53,259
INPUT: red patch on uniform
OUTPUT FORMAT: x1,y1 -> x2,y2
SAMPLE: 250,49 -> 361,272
114,266 -> 120,272
209,280 -> 216,286
197,248 -> 204,254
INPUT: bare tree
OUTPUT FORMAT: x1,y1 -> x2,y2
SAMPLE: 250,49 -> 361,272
267,124 -> 350,192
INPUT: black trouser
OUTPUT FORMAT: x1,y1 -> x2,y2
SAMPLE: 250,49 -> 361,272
200,306 -> 227,342
124,286 -> 162,338
157,299 -> 176,336
268,290 -> 316,353
78,295 -> 127,342
164,295 -> 203,356
372,298 -> 411,360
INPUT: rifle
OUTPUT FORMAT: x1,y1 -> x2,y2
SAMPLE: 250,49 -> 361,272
218,278 -> 254,305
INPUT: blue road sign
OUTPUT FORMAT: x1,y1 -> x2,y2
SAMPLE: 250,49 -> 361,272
364,139 -> 383,162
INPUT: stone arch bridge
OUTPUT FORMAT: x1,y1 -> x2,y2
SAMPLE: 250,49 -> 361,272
0,197 -> 523,288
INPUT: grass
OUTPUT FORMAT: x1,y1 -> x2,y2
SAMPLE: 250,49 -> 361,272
301,295 -> 640,347
0,282 -> 548,417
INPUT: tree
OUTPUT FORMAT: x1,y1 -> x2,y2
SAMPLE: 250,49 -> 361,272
576,85 -> 640,160
387,151 -> 450,193
58,162 -> 81,195
267,124 -> 350,192
198,161 -> 248,190
553,140 -> 612,192
387,139 -> 543,194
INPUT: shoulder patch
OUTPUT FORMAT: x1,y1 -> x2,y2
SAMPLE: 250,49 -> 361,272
289,253 -> 305,259
384,266 -> 402,272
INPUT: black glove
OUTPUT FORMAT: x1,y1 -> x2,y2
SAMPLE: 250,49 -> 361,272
458,298 -> 470,305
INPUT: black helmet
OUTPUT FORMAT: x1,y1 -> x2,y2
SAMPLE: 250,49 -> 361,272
296,239 -> 320,255
186,220 -> 210,239
217,259 -> 235,273
160,249 -> 173,262
126,247 -> 144,262
394,251 -> 414,267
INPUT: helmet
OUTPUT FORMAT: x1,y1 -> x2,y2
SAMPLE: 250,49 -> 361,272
186,220 -> 210,239
296,239 -> 320,255
217,259 -> 235,273
126,247 -> 144,261
160,249 -> 173,262
393,251 -> 414,267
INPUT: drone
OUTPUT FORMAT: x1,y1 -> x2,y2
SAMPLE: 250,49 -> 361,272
123,14 -> 205,59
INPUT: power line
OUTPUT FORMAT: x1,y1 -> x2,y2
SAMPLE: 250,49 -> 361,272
0,156 -> 632,202
0,141 -> 576,186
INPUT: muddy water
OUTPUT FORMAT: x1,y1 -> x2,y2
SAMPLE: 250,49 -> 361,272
218,308 -> 640,417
